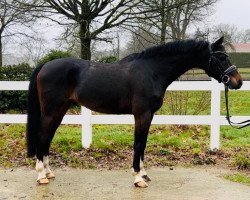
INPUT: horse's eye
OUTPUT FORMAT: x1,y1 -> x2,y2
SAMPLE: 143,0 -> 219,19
219,55 -> 228,61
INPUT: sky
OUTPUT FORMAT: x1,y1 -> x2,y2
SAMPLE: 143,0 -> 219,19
32,0 -> 250,47
44,0 -> 250,50
4,0 -> 250,65
213,0 -> 250,30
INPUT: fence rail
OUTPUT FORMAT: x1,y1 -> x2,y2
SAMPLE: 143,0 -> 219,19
0,80 -> 249,150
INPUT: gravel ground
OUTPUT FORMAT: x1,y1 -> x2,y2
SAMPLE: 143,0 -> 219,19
0,166 -> 249,200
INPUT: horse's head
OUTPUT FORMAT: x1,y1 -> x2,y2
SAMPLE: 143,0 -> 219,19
207,37 -> 243,89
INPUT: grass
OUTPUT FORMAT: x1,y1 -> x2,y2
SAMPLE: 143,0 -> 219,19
223,173 -> 250,186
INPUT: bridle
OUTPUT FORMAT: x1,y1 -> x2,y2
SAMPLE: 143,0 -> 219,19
208,46 -> 250,129
208,49 -> 238,84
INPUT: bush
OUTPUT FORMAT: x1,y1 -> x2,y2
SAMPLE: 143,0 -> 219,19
98,56 -> 118,63
0,63 -> 33,113
229,53 -> 250,68
38,50 -> 72,65
0,63 -> 32,81
0,50 -> 74,113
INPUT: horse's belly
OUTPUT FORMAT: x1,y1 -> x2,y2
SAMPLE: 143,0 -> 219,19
76,89 -> 132,114
82,99 -> 132,114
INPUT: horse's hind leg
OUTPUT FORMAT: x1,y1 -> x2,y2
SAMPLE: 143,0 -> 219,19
36,102 -> 70,184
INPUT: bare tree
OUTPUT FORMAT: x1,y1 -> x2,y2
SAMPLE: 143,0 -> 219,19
236,29 -> 250,44
137,0 -> 217,43
166,0 -> 217,40
30,0 -> 156,60
211,24 -> 240,50
21,37 -> 48,66
0,0 -> 36,66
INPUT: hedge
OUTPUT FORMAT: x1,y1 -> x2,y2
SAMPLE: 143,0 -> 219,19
0,50 -> 73,113
229,53 -> 250,68
0,63 -> 33,113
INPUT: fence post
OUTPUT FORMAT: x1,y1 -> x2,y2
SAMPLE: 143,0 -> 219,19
81,106 -> 92,148
210,79 -> 221,150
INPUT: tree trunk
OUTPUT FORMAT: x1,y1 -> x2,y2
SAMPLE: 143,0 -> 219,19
79,22 -> 91,60
160,0 -> 166,44
80,37 -> 91,60
0,36 -> 2,66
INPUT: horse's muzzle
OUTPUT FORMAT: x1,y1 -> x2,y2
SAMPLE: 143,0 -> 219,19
220,65 -> 243,90
228,78 -> 243,90
227,72 -> 243,90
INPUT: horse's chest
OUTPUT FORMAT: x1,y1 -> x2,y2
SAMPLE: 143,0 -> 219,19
149,94 -> 164,112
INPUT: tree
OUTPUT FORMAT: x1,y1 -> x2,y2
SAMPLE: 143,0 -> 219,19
236,29 -> 250,43
0,0 -> 36,66
211,24 -> 240,51
166,0 -> 217,40
32,0 -> 153,60
137,0 -> 217,43
124,25 -> 158,55
19,35 -> 48,66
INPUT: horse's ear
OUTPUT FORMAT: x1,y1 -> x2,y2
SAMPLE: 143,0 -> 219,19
211,36 -> 224,50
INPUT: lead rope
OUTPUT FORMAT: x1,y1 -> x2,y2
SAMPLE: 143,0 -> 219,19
225,85 -> 250,129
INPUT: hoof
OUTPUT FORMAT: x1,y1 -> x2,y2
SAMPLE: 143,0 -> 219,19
37,178 -> 49,185
134,180 -> 148,188
46,172 -> 55,179
142,175 -> 151,182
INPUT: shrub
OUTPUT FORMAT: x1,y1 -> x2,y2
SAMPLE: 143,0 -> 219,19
0,63 -> 33,113
0,50 -> 74,113
0,63 -> 32,81
98,56 -> 118,63
38,50 -> 72,65
229,53 -> 250,68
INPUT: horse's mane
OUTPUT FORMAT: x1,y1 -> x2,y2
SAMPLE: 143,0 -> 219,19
139,39 -> 209,59
120,40 -> 209,62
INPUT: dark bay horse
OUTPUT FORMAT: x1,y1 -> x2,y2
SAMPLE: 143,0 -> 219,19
26,37 -> 242,187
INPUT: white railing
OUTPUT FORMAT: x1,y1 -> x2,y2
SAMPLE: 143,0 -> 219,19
0,80 -> 249,150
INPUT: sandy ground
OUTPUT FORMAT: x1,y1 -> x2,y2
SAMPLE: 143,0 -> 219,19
0,167 -> 249,200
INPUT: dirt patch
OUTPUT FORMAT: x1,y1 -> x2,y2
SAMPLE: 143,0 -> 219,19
0,166 -> 249,200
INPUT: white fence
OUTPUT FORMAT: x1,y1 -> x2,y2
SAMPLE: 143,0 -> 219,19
0,80 -> 249,150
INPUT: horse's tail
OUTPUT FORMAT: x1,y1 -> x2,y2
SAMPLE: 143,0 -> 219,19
26,64 -> 44,157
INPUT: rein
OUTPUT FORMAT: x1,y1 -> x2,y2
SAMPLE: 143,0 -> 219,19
224,85 -> 250,129
209,47 -> 250,129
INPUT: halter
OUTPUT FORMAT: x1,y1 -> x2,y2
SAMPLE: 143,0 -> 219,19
208,48 -> 238,84
208,46 -> 250,128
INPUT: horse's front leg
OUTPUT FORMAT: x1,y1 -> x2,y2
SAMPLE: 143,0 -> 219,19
132,111 -> 153,188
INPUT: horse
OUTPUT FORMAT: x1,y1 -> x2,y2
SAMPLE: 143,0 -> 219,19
26,37 -> 243,188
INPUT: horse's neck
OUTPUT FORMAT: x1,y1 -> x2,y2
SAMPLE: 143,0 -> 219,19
150,50 -> 209,88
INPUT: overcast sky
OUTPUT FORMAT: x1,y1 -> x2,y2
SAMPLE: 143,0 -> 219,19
213,0 -> 250,29
4,0 -> 250,65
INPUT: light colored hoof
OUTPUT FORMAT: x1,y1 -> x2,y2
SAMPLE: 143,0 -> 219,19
46,172 -> 55,179
37,178 -> 49,184
142,175 -> 151,182
134,180 -> 148,188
